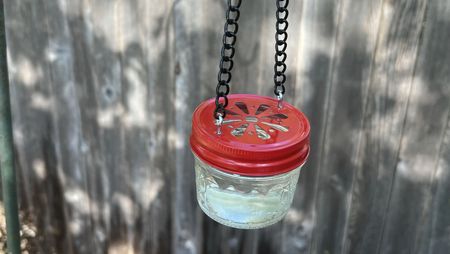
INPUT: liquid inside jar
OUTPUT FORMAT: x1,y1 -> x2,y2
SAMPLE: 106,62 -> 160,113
194,156 -> 301,229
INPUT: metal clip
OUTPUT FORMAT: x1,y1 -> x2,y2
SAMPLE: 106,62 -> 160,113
277,93 -> 284,109
215,113 -> 224,135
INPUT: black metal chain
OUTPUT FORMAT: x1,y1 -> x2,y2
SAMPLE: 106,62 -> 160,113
214,0 -> 289,119
274,0 -> 289,97
214,0 -> 242,120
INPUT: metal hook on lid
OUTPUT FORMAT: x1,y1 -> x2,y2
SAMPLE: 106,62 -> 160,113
277,92 -> 284,109
215,113 -> 224,135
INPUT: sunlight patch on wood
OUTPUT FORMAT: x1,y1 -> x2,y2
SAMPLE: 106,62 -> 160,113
285,208 -> 304,224
31,93 -> 51,111
435,160 -> 449,183
108,240 -> 136,254
97,104 -> 124,128
65,188 -> 100,218
13,57 -> 43,87
134,174 -> 164,208
123,62 -> 148,128
168,127 -> 185,149
112,193 -> 137,226
397,156 -> 435,183
32,159 -> 46,180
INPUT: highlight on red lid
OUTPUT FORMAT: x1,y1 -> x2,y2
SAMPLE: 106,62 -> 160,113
190,94 -> 310,176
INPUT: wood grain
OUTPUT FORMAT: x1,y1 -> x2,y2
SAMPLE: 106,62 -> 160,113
3,0 -> 450,253
412,2 -> 450,253
377,1 -> 450,253
309,0 -> 384,253
344,0 -> 429,253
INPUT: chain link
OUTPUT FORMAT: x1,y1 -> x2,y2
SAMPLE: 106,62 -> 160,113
214,0 -> 242,119
214,0 -> 289,119
274,0 -> 289,97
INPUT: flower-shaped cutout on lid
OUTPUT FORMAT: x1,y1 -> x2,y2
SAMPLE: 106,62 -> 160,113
223,101 -> 289,140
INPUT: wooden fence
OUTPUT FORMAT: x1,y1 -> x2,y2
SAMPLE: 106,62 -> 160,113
3,0 -> 450,253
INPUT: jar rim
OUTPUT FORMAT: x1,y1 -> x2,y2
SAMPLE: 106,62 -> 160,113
193,154 -> 305,179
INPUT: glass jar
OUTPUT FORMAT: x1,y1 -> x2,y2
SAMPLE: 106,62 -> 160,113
195,156 -> 302,229
190,94 -> 310,229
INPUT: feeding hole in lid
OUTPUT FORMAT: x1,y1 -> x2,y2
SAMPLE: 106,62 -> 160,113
231,124 -> 249,137
255,125 -> 271,140
245,116 -> 258,123
255,104 -> 270,115
262,113 -> 288,120
261,122 -> 289,132
235,102 -> 249,114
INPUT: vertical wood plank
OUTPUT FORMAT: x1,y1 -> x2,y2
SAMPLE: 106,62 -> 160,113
426,114 -> 450,254
308,0 -> 384,253
39,0 -> 87,252
73,1 -> 175,253
5,1 -> 63,252
139,0 -> 175,253
173,0 -> 206,253
378,0 -> 450,253
412,4 -> 450,253
64,1 -> 110,252
343,0 -> 429,253
7,0 -> 177,253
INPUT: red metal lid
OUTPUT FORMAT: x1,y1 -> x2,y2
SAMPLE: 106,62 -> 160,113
190,94 -> 310,176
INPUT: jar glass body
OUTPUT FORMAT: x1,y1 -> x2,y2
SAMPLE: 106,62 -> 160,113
194,156 -> 301,229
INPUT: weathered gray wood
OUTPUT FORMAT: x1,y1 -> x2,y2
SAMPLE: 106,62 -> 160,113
2,0 -> 450,253
344,1 -> 429,253
173,0 -> 206,253
413,3 -> 450,253
308,0 -> 384,253
8,0 -> 86,252
426,113 -> 450,254
6,0 -> 176,253
4,1 -> 57,253
378,1 -> 450,253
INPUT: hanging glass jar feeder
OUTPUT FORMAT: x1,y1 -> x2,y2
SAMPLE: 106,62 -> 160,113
190,0 -> 310,229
